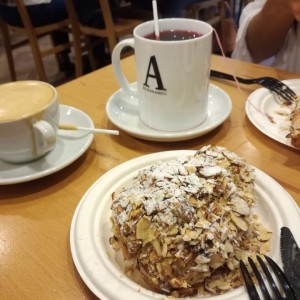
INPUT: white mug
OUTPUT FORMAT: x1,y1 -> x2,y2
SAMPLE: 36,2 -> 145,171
0,81 -> 59,163
112,18 -> 213,132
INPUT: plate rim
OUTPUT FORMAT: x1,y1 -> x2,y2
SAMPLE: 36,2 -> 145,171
106,83 -> 232,142
70,150 -> 300,300
0,104 -> 94,185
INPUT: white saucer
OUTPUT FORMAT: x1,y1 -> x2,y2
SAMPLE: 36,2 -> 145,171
0,105 -> 94,185
246,79 -> 300,150
106,83 -> 232,142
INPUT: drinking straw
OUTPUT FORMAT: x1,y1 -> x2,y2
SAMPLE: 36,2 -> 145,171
152,0 -> 160,40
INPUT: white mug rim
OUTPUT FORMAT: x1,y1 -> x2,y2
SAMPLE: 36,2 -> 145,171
0,80 -> 57,124
134,18 -> 213,43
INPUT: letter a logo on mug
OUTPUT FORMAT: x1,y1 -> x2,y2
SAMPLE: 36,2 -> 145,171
143,55 -> 167,94
112,18 -> 213,132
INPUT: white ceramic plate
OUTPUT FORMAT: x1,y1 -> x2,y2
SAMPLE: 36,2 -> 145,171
0,105 -> 94,185
106,83 -> 232,142
70,150 -> 300,300
245,79 -> 300,149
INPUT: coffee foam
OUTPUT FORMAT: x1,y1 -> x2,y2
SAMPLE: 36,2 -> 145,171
0,81 -> 55,122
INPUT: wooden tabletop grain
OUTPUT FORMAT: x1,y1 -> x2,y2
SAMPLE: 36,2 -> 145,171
0,54 -> 299,300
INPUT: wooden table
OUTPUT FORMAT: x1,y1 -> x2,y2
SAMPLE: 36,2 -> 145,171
0,55 -> 299,300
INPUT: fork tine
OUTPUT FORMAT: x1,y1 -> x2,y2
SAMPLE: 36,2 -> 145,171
279,85 -> 298,98
241,256 -> 298,300
258,78 -> 297,103
264,255 -> 297,300
272,85 -> 297,103
274,80 -> 297,97
272,89 -> 294,103
248,257 -> 273,300
280,93 -> 296,104
267,85 -> 295,103
273,83 -> 297,102
256,256 -> 283,300
240,260 -> 262,300
261,85 -> 292,103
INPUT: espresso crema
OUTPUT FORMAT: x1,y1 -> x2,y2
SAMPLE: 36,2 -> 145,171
0,81 -> 55,122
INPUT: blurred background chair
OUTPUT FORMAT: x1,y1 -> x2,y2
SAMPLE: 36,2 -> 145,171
185,0 -> 237,56
0,0 -> 72,82
64,0 -> 99,78
186,0 -> 226,26
64,0 -> 145,77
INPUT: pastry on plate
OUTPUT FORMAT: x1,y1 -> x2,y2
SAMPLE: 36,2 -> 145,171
110,145 -> 272,297
287,96 -> 300,148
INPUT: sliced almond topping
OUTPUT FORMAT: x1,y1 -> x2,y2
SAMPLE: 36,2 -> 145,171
230,211 -> 248,231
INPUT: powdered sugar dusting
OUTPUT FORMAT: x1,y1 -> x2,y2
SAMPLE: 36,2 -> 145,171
112,146 -> 255,229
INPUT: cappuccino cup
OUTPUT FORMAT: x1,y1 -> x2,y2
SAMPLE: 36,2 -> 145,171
112,18 -> 213,132
0,81 -> 59,163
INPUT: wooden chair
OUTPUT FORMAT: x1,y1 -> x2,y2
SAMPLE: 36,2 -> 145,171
185,0 -> 236,55
0,0 -> 72,82
186,0 -> 226,27
64,0 -> 144,77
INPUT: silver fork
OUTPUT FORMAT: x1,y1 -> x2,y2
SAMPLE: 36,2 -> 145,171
210,70 -> 297,103
240,255 -> 297,300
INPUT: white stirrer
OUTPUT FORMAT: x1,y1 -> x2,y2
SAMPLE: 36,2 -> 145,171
152,0 -> 160,40
59,124 -> 119,135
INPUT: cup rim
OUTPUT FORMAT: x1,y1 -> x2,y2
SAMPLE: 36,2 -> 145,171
134,18 -> 213,43
0,80 -> 57,124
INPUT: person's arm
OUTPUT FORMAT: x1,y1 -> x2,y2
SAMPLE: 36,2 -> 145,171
246,0 -> 295,63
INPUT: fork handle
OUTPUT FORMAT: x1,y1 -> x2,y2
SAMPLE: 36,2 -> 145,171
210,70 -> 246,84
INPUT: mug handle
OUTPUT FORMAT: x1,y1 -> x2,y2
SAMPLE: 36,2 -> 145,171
33,120 -> 57,155
112,38 -> 138,98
